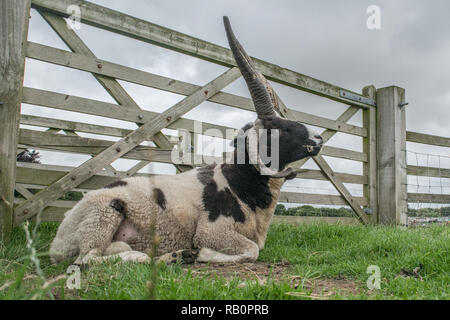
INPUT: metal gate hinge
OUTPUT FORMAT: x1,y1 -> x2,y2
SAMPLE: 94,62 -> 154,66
339,90 -> 376,106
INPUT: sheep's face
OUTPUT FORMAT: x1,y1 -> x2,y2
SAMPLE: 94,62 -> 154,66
232,118 -> 323,170
264,117 -> 323,167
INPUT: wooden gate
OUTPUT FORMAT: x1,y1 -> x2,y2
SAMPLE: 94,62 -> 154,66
3,0 -> 447,239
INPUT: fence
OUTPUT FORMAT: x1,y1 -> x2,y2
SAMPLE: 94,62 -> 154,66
1,0 -> 449,240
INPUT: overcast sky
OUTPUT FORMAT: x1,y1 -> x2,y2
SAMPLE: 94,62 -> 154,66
22,0 -> 450,201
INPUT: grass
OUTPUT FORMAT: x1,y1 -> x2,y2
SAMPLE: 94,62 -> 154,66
0,222 -> 448,300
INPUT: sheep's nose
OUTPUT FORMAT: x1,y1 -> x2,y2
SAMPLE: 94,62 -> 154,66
315,135 -> 323,145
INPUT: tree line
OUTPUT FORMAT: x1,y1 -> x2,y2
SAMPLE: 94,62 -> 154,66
274,204 -> 450,217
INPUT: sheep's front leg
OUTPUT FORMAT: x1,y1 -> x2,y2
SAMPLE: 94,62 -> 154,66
157,221 -> 259,264
77,241 -> 151,264
193,219 -> 260,263
157,238 -> 258,264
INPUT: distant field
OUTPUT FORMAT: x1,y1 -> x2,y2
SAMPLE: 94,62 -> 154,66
0,222 -> 448,300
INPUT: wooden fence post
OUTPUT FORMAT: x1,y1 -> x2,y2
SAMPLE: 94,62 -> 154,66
0,0 -> 31,240
362,85 -> 378,224
376,86 -> 408,225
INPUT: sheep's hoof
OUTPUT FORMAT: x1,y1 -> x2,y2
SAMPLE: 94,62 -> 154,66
180,248 -> 199,264
158,248 -> 199,264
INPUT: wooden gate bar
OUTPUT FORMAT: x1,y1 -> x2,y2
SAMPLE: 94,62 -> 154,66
22,87 -> 233,140
14,67 -> 241,224
312,155 -> 370,224
14,162 -> 369,196
31,0 -> 374,108
17,129 -> 221,165
25,41 -> 367,137
406,131 -> 450,148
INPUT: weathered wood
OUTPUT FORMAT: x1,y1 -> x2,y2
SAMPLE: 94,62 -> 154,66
376,86 -> 408,225
271,215 -> 359,226
21,114 -> 136,138
14,67 -> 241,223
22,88 -> 366,162
407,165 -> 450,179
15,162 -> 151,190
406,131 -> 450,148
407,193 -> 450,204
17,183 -> 89,194
21,114 -> 180,147
118,161 -> 151,178
286,106 -> 365,137
294,169 -> 367,184
31,0 -> 374,108
362,86 -> 378,224
13,199 -> 71,223
312,155 -> 370,224
320,146 -> 367,162
14,184 -> 34,199
12,185 -> 367,210
25,41 -> 366,137
0,0 -> 31,240
18,128 -> 225,165
19,115 -> 368,181
39,12 -> 140,108
39,12 -> 190,174
32,206 -> 67,223
16,162 -> 366,192
279,191 -> 367,206
22,87 -> 234,139
14,208 -> 362,226
14,197 -> 77,208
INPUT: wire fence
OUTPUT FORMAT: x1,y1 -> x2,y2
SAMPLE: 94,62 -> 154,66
406,149 -> 450,225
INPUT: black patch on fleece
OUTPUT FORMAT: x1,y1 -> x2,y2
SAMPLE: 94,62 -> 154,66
197,164 -> 245,223
221,163 -> 273,211
153,188 -> 167,210
197,163 -> 216,184
104,180 -> 127,189
110,198 -> 127,215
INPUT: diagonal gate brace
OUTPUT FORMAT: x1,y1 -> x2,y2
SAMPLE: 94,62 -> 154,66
14,67 -> 241,224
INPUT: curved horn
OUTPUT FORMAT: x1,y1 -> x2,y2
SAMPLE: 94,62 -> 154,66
223,16 -> 278,119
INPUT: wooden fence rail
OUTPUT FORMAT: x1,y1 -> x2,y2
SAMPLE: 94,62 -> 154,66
1,0 -> 449,239
405,133 -> 450,207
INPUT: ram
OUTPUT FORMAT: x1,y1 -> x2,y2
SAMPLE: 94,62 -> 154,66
49,17 -> 323,265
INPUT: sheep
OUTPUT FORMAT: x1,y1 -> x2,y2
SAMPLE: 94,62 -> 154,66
49,16 -> 323,265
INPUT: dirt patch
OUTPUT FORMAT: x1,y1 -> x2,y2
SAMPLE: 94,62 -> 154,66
181,261 -> 362,298
182,261 -> 290,282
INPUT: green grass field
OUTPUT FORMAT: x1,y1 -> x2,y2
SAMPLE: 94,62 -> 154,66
0,222 -> 448,300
